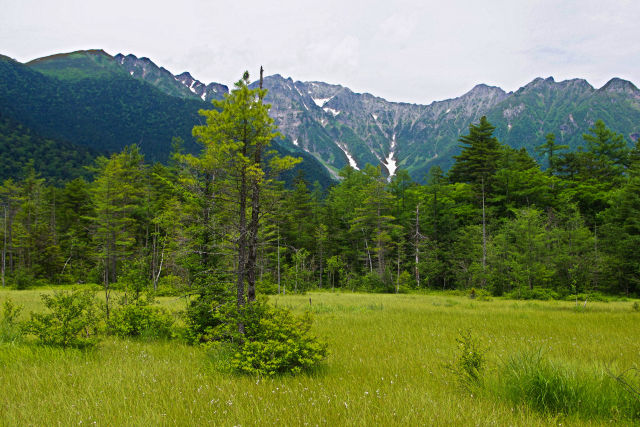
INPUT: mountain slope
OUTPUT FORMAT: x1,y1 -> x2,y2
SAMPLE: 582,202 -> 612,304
0,115 -> 98,184
0,51 -> 335,186
4,49 -> 640,184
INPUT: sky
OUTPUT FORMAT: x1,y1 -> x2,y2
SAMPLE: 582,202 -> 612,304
2,0 -> 639,104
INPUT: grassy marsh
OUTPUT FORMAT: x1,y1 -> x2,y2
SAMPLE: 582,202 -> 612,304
0,289 -> 638,425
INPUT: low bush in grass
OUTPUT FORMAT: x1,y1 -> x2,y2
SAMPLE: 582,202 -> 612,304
496,351 -> 640,421
506,288 -> 560,301
202,298 -> 328,376
0,298 -> 23,343
24,289 -> 100,348
107,296 -> 174,339
447,329 -> 485,391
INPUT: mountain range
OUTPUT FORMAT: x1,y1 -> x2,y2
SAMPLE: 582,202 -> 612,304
1,49 -> 639,184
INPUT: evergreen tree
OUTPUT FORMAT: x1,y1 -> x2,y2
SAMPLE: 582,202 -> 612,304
190,71 -> 299,326
536,133 -> 568,175
91,145 -> 146,317
449,116 -> 502,192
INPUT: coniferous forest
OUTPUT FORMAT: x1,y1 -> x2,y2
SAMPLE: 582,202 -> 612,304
2,71 -> 640,426
2,75 -> 639,300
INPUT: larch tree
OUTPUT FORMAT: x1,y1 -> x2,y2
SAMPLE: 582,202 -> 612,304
191,70 -> 299,331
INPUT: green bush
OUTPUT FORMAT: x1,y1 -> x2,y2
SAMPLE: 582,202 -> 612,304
185,287 -> 232,344
8,270 -> 46,289
25,289 -> 100,348
506,288 -> 560,300
200,298 -> 328,376
448,329 -> 485,390
0,298 -> 24,343
108,297 -> 174,339
154,274 -> 187,296
230,300 -> 328,376
351,271 -> 394,293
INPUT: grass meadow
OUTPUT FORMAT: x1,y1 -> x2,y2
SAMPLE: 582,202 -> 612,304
0,289 -> 639,425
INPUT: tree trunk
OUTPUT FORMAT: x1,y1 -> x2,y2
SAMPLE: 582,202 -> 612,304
481,176 -> 487,288
414,203 -> 420,287
2,204 -> 6,287
277,226 -> 281,294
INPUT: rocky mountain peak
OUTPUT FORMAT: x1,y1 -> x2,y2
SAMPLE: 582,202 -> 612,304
599,77 -> 640,96
463,83 -> 507,100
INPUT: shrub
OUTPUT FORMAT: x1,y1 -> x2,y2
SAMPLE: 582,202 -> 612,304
506,288 -> 560,301
230,300 -> 328,375
25,289 -> 100,348
0,298 -> 24,343
351,271 -> 394,293
154,274 -> 187,296
200,298 -> 328,376
8,270 -> 46,289
448,330 -> 485,390
185,287 -> 232,344
108,297 -> 174,339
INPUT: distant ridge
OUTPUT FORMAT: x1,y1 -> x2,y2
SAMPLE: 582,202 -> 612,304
2,49 -> 640,182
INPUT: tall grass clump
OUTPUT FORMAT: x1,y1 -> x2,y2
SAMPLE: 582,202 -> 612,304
497,350 -> 640,421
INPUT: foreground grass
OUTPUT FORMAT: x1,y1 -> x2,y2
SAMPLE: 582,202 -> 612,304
0,290 -> 639,425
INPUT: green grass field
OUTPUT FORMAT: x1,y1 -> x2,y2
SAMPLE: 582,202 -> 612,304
1,289 -> 639,425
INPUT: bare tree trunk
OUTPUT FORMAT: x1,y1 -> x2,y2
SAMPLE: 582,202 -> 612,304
363,234 -> 373,274
153,232 -> 166,291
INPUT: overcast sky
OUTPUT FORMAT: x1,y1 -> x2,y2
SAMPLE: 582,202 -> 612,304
2,0 -> 639,104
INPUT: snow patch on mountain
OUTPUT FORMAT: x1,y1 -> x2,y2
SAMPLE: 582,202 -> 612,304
385,133 -> 397,178
313,97 -> 331,107
337,143 -> 359,170
324,107 -> 340,116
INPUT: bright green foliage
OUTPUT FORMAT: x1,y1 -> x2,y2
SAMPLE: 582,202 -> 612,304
0,297 -> 23,343
91,146 -> 146,316
227,299 -> 328,376
449,330 -> 485,390
107,297 -> 174,339
188,71 -> 299,307
25,289 -> 100,347
184,284 -> 231,344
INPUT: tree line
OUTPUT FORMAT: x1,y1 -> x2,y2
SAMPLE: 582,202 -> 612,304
2,82 -> 639,301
